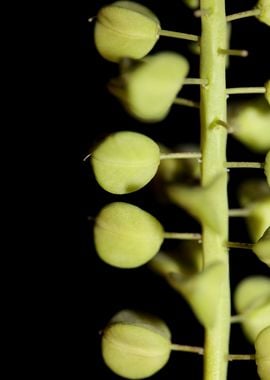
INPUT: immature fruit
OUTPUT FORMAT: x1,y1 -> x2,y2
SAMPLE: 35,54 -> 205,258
253,227 -> 270,266
255,326 -> 270,380
91,131 -> 160,194
109,51 -> 189,122
265,80 -> 270,104
238,180 -> 270,242
234,276 -> 270,342
168,262 -> 226,328
265,151 -> 270,186
94,202 -> 164,268
94,1 -> 160,62
228,98 -> 270,153
256,0 -> 270,26
102,310 -> 171,379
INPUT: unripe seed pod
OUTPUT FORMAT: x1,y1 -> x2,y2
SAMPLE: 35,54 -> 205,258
102,310 -> 171,379
255,326 -> 270,380
238,180 -> 270,242
253,227 -> 270,266
247,197 -> 270,242
91,131 -> 160,194
265,151 -> 270,186
168,262 -> 226,328
265,80 -> 270,104
109,52 -> 189,122
183,0 -> 199,9
94,1 -> 160,62
256,0 -> 270,26
94,202 -> 164,268
234,276 -> 270,342
167,173 -> 226,234
228,98 -> 270,153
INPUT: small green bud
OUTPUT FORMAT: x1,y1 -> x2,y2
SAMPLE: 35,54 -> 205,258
102,310 -> 171,379
228,98 -> 270,153
94,202 -> 164,268
109,52 -> 189,122
234,276 -> 270,342
253,227 -> 270,266
256,0 -> 270,26
255,326 -> 270,380
94,1 -> 160,62
168,262 -> 226,328
167,173 -> 226,233
265,151 -> 270,186
265,80 -> 270,104
91,131 -> 160,194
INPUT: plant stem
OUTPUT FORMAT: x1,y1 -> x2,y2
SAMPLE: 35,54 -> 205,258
200,1 -> 230,379
228,208 -> 250,217
160,152 -> 201,160
226,162 -> 264,169
159,29 -> 199,41
226,9 -> 261,22
171,343 -> 204,355
164,232 -> 201,240
226,87 -> 265,95
174,97 -> 200,108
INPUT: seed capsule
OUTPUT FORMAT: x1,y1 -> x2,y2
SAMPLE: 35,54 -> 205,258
102,310 -> 171,379
91,131 -> 160,194
265,151 -> 270,186
234,276 -> 270,342
256,0 -> 270,26
94,202 -> 164,268
255,326 -> 270,380
109,52 -> 189,122
168,262 -> 226,328
265,80 -> 270,104
253,227 -> 270,266
94,1 -> 160,62
228,98 -> 270,153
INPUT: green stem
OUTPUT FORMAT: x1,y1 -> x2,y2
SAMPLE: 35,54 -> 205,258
159,29 -> 199,41
226,9 -> 261,22
160,152 -> 201,160
171,343 -> 204,355
164,232 -> 201,240
200,1 -> 230,379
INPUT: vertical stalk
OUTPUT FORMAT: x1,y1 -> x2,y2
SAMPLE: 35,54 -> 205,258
200,1 -> 230,380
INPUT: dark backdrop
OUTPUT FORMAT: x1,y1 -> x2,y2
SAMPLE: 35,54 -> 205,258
78,1 -> 269,379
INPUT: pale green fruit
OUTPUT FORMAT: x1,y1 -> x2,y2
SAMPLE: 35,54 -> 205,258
109,51 -> 189,122
94,202 -> 164,268
102,310 -> 171,379
183,0 -> 199,9
255,326 -> 270,380
234,276 -> 270,342
148,242 -> 203,278
167,172 -> 227,234
228,98 -> 270,153
256,0 -> 270,26
253,227 -> 270,266
265,151 -> 270,186
238,179 -> 270,207
168,262 -> 226,328
238,180 -> 270,242
265,80 -> 270,104
94,1 -> 160,62
91,131 -> 160,194
247,197 -> 270,242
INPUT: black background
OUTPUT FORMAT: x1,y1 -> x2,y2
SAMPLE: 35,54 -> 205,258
78,1 -> 270,379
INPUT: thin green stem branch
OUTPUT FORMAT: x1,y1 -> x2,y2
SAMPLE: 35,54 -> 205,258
160,152 -> 201,160
159,29 -> 199,41
164,232 -> 202,240
171,343 -> 204,355
226,9 -> 261,22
